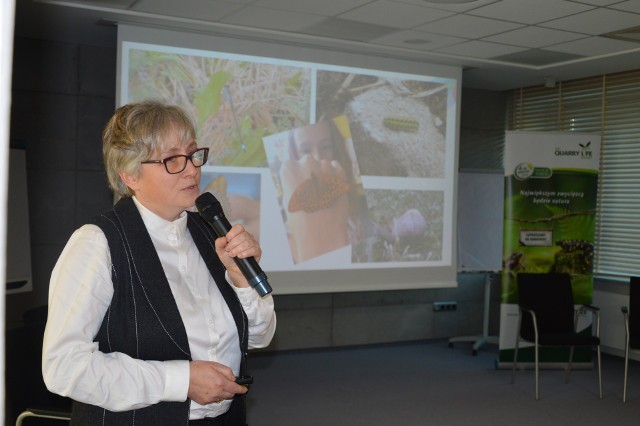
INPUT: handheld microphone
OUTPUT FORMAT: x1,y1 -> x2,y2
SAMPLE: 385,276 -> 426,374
195,192 -> 272,297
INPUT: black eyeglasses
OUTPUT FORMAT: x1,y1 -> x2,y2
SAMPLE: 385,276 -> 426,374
141,147 -> 209,174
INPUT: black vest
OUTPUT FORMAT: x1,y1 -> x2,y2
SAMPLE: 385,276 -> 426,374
71,197 -> 248,426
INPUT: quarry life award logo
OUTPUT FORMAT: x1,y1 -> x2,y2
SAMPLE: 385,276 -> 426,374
554,140 -> 593,159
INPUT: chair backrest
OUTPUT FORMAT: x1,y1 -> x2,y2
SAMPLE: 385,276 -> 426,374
630,276 -> 640,348
517,273 -> 575,339
5,306 -> 72,425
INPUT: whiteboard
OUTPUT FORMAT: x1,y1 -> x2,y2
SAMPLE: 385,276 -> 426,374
457,171 -> 504,272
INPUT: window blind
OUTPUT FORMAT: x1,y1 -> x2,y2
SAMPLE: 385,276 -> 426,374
507,70 -> 640,280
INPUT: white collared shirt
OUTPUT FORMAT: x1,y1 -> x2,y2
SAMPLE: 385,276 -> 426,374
42,197 -> 276,418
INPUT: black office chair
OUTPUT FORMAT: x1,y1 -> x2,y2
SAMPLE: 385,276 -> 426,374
6,306 -> 72,425
511,273 -> 603,400
621,276 -> 640,402
15,409 -> 70,426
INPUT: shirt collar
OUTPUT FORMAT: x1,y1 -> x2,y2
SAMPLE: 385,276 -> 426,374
132,196 -> 188,242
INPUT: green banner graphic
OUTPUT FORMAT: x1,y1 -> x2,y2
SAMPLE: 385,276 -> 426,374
498,131 -> 600,365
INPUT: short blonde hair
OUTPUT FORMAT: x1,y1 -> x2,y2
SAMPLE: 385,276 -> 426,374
102,100 -> 197,197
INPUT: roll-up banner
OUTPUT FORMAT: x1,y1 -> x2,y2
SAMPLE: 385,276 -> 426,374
498,131 -> 600,367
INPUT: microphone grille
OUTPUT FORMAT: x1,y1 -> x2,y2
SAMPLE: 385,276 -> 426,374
196,192 -> 223,215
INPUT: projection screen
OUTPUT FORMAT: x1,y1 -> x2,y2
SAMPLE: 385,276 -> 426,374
117,24 -> 461,294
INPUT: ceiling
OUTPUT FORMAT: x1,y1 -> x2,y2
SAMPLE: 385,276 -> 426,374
14,0 -> 640,90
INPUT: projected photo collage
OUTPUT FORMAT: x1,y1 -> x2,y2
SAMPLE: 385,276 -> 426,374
123,43 -> 454,271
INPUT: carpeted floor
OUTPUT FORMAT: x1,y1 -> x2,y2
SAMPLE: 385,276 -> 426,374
246,340 -> 640,426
